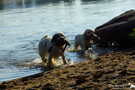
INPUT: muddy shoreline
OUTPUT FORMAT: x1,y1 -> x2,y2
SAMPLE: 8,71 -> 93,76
1,47 -> 135,90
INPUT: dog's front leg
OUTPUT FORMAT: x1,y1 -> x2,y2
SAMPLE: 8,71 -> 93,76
82,45 -> 87,51
62,54 -> 68,65
47,53 -> 52,67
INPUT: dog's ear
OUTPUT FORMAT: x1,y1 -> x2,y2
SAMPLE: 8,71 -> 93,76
52,33 -> 67,46
51,34 -> 58,45
83,31 -> 87,39
61,33 -> 66,39
92,30 -> 95,33
83,29 -> 95,39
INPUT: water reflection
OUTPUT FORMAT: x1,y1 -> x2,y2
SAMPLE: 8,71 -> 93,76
37,0 -> 74,4
0,0 -> 75,10
81,0 -> 108,2
0,0 -> 112,10
0,0 -> 4,10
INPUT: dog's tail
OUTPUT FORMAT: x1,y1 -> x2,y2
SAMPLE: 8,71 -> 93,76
41,35 -> 49,40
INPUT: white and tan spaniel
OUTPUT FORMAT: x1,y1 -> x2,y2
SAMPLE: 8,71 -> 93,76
38,32 -> 70,67
74,28 -> 99,50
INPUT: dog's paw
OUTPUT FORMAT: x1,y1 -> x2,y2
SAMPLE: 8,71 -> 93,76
65,62 -> 69,65
44,59 -> 47,63
47,63 -> 56,67
47,63 -> 52,67
67,59 -> 74,65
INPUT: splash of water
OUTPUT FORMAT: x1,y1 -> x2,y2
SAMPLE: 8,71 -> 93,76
32,58 -> 42,64
84,48 -> 93,57
27,58 -> 74,67
55,57 -> 74,66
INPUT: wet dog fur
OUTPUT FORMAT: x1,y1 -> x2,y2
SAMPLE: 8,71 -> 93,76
74,28 -> 98,50
38,32 -> 70,67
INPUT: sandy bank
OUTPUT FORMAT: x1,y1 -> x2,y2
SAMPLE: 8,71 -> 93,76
1,48 -> 135,90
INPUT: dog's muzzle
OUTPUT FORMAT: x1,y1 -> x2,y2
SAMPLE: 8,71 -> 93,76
92,34 -> 100,44
53,38 -> 70,46
85,33 -> 100,43
85,33 -> 95,40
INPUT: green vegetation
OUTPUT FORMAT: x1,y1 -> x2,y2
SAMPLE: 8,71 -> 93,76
128,28 -> 135,45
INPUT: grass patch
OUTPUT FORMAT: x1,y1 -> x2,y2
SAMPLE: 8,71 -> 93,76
128,28 -> 135,45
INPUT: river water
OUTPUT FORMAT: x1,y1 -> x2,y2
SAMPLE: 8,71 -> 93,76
0,0 -> 135,82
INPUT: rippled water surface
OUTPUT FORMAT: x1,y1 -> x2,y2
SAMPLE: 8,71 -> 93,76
0,0 -> 135,82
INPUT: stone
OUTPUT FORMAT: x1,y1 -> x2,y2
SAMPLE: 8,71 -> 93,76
95,10 -> 135,48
